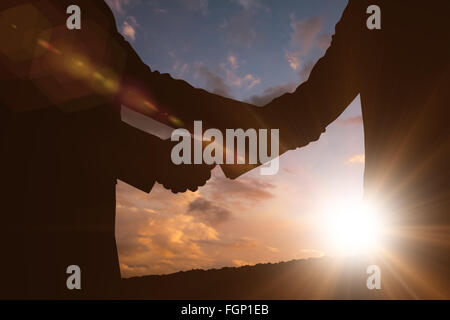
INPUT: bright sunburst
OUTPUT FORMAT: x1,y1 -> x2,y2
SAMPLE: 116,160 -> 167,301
321,199 -> 386,254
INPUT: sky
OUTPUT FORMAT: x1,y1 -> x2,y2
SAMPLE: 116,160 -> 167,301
104,0 -> 366,278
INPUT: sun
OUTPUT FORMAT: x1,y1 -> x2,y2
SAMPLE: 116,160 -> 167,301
321,199 -> 385,255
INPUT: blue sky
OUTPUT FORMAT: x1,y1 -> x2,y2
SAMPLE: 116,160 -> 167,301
105,0 -> 367,277
108,0 -> 348,101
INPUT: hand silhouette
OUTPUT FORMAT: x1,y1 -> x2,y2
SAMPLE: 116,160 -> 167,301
156,140 -> 215,193
157,161 -> 214,193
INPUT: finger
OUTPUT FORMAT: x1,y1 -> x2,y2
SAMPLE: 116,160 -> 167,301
188,186 -> 199,192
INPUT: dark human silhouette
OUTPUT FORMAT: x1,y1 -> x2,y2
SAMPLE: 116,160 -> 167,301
172,0 -> 450,298
104,0 -> 448,298
1,0 -> 449,299
0,0 -> 220,298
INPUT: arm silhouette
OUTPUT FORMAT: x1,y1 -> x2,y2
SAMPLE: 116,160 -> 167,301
116,122 -> 213,193
221,1 -> 365,178
259,1 -> 363,149
109,1 -> 364,178
116,35 -> 261,133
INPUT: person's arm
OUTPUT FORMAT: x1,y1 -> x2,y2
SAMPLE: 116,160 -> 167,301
259,0 -> 364,152
116,122 -> 213,193
117,41 -> 261,133
108,0 -> 364,178
115,121 -> 161,193
115,0 -> 363,131
94,0 -> 260,133
221,0 -> 366,178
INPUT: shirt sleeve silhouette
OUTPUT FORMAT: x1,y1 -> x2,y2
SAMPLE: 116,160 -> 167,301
116,122 -> 212,193
108,1 -> 367,179
217,1 -> 365,178
259,1 -> 363,151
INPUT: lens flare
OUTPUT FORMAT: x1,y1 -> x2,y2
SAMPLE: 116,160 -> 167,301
321,199 -> 386,254
143,100 -> 158,113
37,39 -> 61,55
169,115 -> 184,127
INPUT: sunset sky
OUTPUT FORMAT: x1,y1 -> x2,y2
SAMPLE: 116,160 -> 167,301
105,0 -> 366,278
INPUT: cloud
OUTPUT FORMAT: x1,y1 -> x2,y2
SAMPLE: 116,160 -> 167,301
197,237 -> 258,249
222,55 -> 261,89
242,74 -> 261,89
231,15 -> 329,102
347,154 -> 365,164
228,55 -> 239,69
285,51 -> 301,71
194,56 -> 260,97
222,0 -> 267,47
317,33 -> 332,51
290,16 -> 323,54
338,115 -> 363,126
115,180 -> 272,277
248,82 -> 297,106
194,63 -> 233,97
299,249 -> 324,257
121,21 -> 136,41
206,175 -> 276,203
105,0 -> 131,15
154,8 -> 168,15
247,56 -> 315,106
298,59 -> 316,82
187,197 -> 233,226
172,60 -> 190,78
232,259 -> 253,267
233,0 -> 262,11
178,0 -> 209,15
116,183 -> 221,276
285,15 -> 331,77
225,238 -> 258,248
118,15 -> 140,41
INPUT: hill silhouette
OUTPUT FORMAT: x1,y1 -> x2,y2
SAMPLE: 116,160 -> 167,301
120,256 -> 389,300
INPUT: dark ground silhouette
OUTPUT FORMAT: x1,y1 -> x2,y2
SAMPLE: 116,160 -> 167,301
121,256 -> 378,300
120,253 -> 447,300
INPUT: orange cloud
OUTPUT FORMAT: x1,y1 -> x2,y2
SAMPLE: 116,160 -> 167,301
339,115 -> 363,126
232,259 -> 253,267
116,179 -> 269,277
285,51 -> 301,70
122,21 -> 136,41
105,0 -> 131,15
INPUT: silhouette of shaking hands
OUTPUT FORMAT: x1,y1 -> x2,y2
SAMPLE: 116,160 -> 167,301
156,140 -> 215,194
